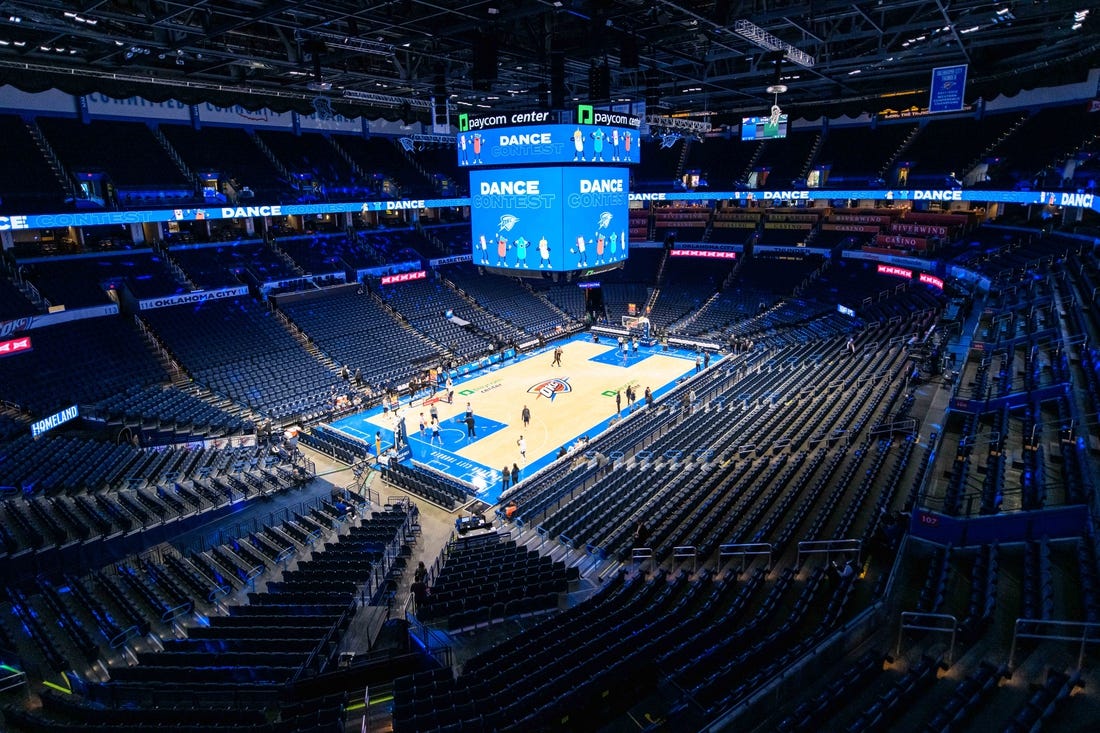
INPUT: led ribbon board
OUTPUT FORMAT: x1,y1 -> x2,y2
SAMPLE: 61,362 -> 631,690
0,190 -> 1098,234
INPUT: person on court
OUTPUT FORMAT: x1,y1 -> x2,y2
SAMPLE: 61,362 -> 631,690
521,405 -> 531,428
430,418 -> 442,445
517,435 -> 527,462
551,346 -> 562,367
465,414 -> 476,438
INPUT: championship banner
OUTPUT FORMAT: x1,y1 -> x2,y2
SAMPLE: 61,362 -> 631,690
929,64 -> 968,114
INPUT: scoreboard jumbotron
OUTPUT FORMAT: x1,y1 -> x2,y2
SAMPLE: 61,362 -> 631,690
460,106 -> 641,275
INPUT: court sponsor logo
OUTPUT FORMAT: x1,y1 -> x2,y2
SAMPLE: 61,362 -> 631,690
528,377 -> 572,401
478,378 -> 503,394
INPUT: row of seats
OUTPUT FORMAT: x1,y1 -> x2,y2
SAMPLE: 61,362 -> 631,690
0,316 -> 165,418
278,286 -> 444,392
0,435 -> 282,495
1003,668 -> 1081,733
845,655 -> 942,732
77,506 -> 405,713
378,275 -> 499,361
419,534 -> 573,625
273,233 -> 379,274
778,650 -> 886,732
85,384 -> 250,437
383,462 -> 468,510
525,328 -> 917,566
298,425 -> 371,465
0,272 -> 40,319
445,263 -> 574,338
140,298 -> 340,421
929,661 -> 1007,732
1021,537 -> 1055,621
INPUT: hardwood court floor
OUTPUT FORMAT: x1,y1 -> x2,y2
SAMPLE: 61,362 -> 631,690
329,336 -> 707,504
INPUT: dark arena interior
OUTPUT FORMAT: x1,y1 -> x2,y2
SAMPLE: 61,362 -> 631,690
2,1 -> 1100,731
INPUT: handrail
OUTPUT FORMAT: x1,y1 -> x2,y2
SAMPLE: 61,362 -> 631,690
1008,618 -> 1100,672
631,547 -> 653,572
897,611 -> 958,665
672,545 -> 697,573
797,538 -> 861,567
718,542 -> 773,573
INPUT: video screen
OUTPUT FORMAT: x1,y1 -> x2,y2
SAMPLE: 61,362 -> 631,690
741,113 -> 789,141
470,166 -> 629,272
457,124 -> 640,168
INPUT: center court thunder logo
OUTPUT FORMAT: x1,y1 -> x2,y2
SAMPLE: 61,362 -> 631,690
528,377 -> 572,401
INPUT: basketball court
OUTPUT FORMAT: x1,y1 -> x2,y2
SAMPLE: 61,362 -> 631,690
326,333 -> 721,507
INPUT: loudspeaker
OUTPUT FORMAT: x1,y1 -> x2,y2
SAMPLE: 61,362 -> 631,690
472,32 -> 498,82
713,0 -> 733,24
551,51 -> 565,109
620,37 -> 639,69
588,62 -> 610,101
645,70 -> 661,107
433,67 -> 447,120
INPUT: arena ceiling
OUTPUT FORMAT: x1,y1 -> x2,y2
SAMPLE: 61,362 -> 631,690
0,0 -> 1096,125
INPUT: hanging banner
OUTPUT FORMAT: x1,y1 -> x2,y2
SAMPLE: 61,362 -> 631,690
929,64 -> 968,114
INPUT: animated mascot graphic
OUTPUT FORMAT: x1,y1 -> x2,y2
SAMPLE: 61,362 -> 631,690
538,236 -> 551,269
